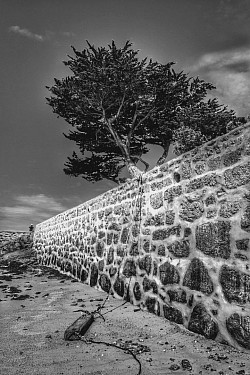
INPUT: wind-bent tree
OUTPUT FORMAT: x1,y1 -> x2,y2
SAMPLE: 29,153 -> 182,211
46,41 -> 238,183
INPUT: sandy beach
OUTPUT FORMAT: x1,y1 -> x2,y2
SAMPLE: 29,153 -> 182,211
0,246 -> 249,375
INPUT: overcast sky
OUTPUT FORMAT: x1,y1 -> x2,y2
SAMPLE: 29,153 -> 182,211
1,0 -> 250,231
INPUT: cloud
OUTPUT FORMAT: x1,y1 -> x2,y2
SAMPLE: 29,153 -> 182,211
0,194 -> 68,231
9,26 -> 44,42
190,48 -> 250,116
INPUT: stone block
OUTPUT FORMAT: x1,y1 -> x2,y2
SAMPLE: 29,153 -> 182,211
98,260 -> 104,271
120,227 -> 129,244
186,174 -> 217,193
196,221 -> 231,259
205,194 -> 216,206
81,268 -> 88,282
107,247 -> 114,265
167,288 -> 187,303
129,242 -> 139,256
223,162 -> 250,189
219,265 -> 250,304
107,232 -> 113,245
164,186 -> 182,203
159,262 -> 180,285
207,156 -> 221,170
226,313 -> 250,349
152,225 -> 181,240
236,239 -> 249,251
167,239 -> 190,258
179,200 -> 204,222
219,199 -> 241,218
150,192 -> 163,209
163,305 -> 183,324
133,281 -> 142,300
143,277 -> 158,293
99,274 -> 111,293
122,259 -> 136,277
188,303 -> 219,339
241,205 -> 250,232
138,255 -> 152,275
180,160 -> 192,179
109,266 -> 117,277
223,148 -> 242,167
151,181 -> 163,191
183,258 -> 214,295
194,161 -> 207,175
165,210 -> 175,225
90,263 -> 98,287
145,297 -> 159,314
96,241 -> 105,257
158,244 -> 165,256
113,277 -> 125,297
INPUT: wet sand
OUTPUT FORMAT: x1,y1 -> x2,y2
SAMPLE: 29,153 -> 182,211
0,247 -> 249,375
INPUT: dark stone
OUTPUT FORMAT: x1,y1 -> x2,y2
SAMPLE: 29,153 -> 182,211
184,227 -> 192,237
132,224 -> 140,237
186,174 -> 217,193
151,181 -> 163,191
107,232 -> 113,245
133,281 -> 141,301
188,303 -> 219,339
173,172 -> 181,182
144,213 -> 164,227
159,262 -> 180,285
165,210 -> 175,225
145,297 -> 159,314
181,160 -> 192,179
121,227 -> 129,244
113,233 -> 119,244
168,240 -> 190,258
90,263 -> 98,287
224,162 -> 250,189
163,305 -> 183,324
143,277 -> 158,293
167,288 -> 187,303
164,186 -> 182,203
107,247 -> 114,265
150,192 -> 163,209
116,245 -> 124,257
234,253 -> 248,261
152,225 -> 181,240
179,200 -> 204,222
219,199 -> 241,218
205,194 -> 216,206
98,231 -> 106,239
109,266 -> 117,277
99,274 -> 111,293
196,221 -> 231,259
113,277 -> 125,297
108,222 -> 121,231
129,242 -> 139,256
223,148 -> 242,167
188,294 -> 194,307
226,313 -> 250,349
194,162 -> 206,175
236,239 -> 249,251
183,258 -> 214,295
143,241 -> 150,252
138,255 -> 152,275
206,209 -> 217,218
96,241 -> 105,257
122,259 -> 136,277
241,205 -> 250,232
158,244 -> 165,256
219,265 -> 250,304
80,268 -> 88,282
207,156 -> 221,170
98,260 -> 104,271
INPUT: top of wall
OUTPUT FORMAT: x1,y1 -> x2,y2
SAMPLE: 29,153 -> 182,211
36,122 -> 250,228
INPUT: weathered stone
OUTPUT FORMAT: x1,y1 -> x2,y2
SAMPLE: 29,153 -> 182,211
107,232 -> 113,245
109,266 -> 117,277
164,186 -> 182,203
224,162 -> 250,189
108,222 -> 121,231
145,297 -> 159,315
99,274 -> 111,293
168,239 -> 190,258
236,238 -> 249,251
116,245 -> 124,257
120,227 -> 129,244
226,313 -> 250,349
241,205 -> 250,232
113,233 -> 119,244
158,244 -> 165,256
179,200 -> 204,222
143,277 -> 158,294
129,242 -> 139,256
223,148 -> 242,167
196,221 -> 231,259
133,281 -> 142,300
183,258 -> 214,295
144,212 -> 164,226
167,288 -> 187,303
163,305 -> 183,324
194,161 -> 206,175
186,174 -> 217,193
159,262 -> 180,285
151,181 -> 163,191
219,199 -> 241,218
219,265 -> 250,304
98,231 -> 106,239
143,240 -> 150,252
152,225 -> 181,240
113,277 -> 124,297
90,263 -> 98,287
207,156 -> 221,170
98,259 -> 104,271
205,194 -> 216,206
122,259 -> 136,277
150,192 -> 163,209
81,268 -> 88,282
206,209 -> 217,218
96,241 -> 105,257
181,160 -> 192,179
165,210 -> 175,225
188,303 -> 219,339
107,247 -> 114,265
234,253 -> 248,261
138,255 -> 152,275
173,172 -> 181,183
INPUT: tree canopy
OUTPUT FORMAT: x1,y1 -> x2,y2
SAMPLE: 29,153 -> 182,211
46,40 -> 239,183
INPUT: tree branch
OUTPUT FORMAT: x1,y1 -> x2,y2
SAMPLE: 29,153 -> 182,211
110,91 -> 126,124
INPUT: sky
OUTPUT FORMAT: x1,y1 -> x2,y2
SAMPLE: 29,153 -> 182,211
0,0 -> 250,231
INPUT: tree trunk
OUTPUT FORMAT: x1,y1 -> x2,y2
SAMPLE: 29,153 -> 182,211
126,161 -> 143,179
156,142 -> 171,165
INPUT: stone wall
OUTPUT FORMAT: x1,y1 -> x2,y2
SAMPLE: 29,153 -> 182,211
34,123 -> 250,351
0,231 -> 31,255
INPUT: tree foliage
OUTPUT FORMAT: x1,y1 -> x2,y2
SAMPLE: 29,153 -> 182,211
46,40 -> 238,183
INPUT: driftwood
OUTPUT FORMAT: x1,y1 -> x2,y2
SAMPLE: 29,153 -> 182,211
64,313 -> 95,341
